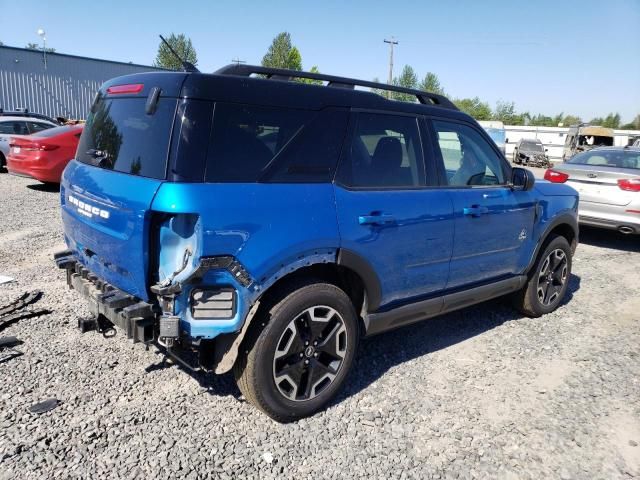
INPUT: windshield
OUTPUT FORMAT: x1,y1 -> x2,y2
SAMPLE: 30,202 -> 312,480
484,127 -> 506,145
76,97 -> 176,179
568,150 -> 640,170
520,141 -> 544,152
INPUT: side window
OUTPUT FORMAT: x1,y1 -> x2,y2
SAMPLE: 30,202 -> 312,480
206,103 -> 311,182
0,122 -> 13,134
433,120 -> 506,187
337,113 -> 425,188
261,109 -> 349,183
564,135 -> 573,147
27,122 -> 53,133
0,121 -> 28,135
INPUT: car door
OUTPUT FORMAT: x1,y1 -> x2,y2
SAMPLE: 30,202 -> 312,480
334,111 -> 454,310
429,119 -> 536,289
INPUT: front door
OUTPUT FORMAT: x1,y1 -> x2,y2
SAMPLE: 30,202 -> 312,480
430,119 -> 536,289
334,112 -> 454,310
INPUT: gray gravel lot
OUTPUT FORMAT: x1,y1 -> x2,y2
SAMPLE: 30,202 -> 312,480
0,172 -> 639,480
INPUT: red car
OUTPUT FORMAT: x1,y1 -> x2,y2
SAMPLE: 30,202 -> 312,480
7,124 -> 83,183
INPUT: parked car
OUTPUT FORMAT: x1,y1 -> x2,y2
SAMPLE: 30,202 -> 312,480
0,114 -> 58,170
54,65 -> 579,422
562,124 -> 614,161
545,146 -> 640,234
513,138 -> 551,167
6,124 -> 83,184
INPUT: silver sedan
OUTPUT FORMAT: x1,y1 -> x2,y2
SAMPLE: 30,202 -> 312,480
544,147 -> 640,235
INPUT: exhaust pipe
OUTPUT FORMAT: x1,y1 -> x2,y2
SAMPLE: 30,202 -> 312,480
618,226 -> 635,235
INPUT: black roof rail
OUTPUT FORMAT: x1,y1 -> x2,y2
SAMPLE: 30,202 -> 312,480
214,64 -> 459,111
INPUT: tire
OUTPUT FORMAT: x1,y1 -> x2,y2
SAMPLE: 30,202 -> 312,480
0,152 -> 6,171
513,234 -> 572,317
234,279 -> 360,422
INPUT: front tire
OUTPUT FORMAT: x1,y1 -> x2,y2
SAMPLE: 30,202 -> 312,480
234,280 -> 359,422
513,234 -> 572,317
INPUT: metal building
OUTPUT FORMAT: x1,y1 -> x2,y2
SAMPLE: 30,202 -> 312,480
0,46 -> 164,120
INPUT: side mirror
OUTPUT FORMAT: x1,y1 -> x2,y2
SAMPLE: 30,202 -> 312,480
545,148 -> 548,152
511,167 -> 535,191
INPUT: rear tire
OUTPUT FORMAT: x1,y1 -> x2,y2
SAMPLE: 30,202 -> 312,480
513,234 -> 572,317
0,152 -> 6,171
234,280 -> 359,422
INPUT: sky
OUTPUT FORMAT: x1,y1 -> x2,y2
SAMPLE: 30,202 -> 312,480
2,0 -> 639,122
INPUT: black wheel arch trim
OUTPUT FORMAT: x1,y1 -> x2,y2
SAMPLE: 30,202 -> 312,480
526,212 -> 578,274
336,248 -> 382,312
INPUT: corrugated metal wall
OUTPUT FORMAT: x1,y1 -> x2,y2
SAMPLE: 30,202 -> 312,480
0,46 -> 164,119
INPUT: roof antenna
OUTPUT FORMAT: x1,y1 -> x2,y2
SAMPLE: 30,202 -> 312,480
158,34 -> 199,73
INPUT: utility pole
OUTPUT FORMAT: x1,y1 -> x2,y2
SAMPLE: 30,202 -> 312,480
231,57 -> 246,66
383,37 -> 398,98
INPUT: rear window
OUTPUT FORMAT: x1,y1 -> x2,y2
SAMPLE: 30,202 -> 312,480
77,97 -> 176,179
568,150 -> 640,170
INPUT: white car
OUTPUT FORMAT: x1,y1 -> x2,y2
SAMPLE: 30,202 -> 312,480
0,115 -> 58,170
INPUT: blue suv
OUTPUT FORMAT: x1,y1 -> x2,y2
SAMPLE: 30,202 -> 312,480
55,65 -> 578,421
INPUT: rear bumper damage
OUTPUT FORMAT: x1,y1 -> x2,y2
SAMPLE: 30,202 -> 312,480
53,249 -> 256,373
54,250 -> 157,343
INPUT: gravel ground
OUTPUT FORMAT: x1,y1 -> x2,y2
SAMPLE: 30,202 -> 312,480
0,172 -> 639,480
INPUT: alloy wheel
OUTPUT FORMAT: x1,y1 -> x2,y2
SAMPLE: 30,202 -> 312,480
272,305 -> 348,402
537,248 -> 568,306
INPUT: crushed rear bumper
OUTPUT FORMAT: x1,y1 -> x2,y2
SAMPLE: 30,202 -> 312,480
54,250 -> 158,343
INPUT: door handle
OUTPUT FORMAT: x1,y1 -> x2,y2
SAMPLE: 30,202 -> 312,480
358,213 -> 396,226
463,205 -> 489,217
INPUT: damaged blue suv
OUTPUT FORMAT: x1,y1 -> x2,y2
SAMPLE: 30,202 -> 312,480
55,65 -> 578,421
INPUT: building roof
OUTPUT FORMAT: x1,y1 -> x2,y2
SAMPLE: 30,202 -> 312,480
0,45 -> 165,70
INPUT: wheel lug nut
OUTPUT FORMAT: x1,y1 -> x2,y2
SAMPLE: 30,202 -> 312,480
299,353 -> 304,357
313,341 -> 317,346
305,341 -> 309,346
304,360 -> 309,365
314,353 -> 318,357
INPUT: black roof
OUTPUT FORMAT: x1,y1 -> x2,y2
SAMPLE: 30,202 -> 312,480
99,65 -> 472,123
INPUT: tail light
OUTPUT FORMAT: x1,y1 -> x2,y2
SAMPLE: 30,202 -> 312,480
618,178 -> 640,192
544,169 -> 569,183
10,141 -> 59,152
106,83 -> 144,95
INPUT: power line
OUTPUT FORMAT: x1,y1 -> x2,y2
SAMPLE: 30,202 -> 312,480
383,37 -> 398,98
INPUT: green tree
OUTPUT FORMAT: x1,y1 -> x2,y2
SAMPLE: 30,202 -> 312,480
262,32 -> 303,70
154,33 -> 198,71
620,114 -> 640,130
391,65 -> 418,102
419,72 -> 445,95
561,114 -> 581,126
602,113 -> 621,129
25,42 -> 55,53
493,101 -> 520,124
300,65 -> 323,85
454,97 -> 492,120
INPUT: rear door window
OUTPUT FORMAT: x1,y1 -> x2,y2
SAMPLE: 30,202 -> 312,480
206,103 -> 347,183
76,97 -> 176,179
336,113 -> 426,188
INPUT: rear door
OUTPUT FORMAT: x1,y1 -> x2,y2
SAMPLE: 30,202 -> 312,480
430,119 -> 536,288
61,92 -> 178,300
334,111 -> 454,309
